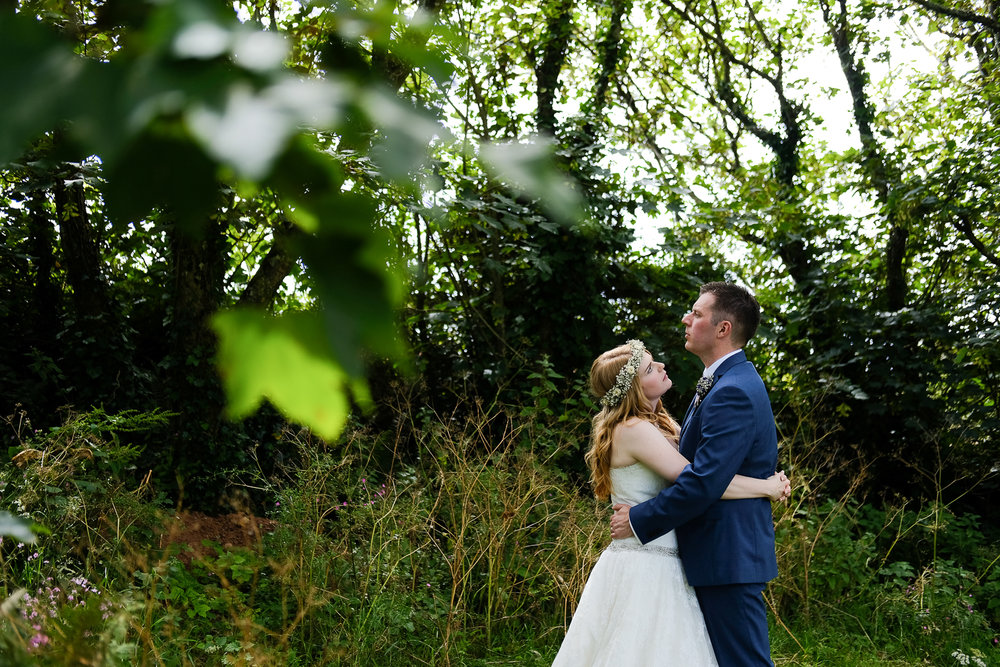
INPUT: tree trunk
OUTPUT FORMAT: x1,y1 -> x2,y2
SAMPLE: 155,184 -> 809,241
166,208 -> 230,494
171,220 -> 226,354
589,0 -> 630,120
28,192 -> 60,341
535,0 -> 575,136
238,219 -> 300,308
885,224 -> 909,310
55,176 -> 107,321
822,0 -> 909,309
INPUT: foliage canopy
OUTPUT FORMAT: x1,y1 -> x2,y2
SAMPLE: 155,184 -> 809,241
1,0 -> 997,509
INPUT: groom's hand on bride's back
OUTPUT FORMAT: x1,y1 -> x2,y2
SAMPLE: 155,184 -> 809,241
610,504 -> 634,539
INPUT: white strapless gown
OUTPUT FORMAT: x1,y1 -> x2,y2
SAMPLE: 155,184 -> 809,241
552,463 -> 719,666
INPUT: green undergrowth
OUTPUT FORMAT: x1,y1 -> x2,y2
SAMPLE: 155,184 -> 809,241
1,406 -> 997,665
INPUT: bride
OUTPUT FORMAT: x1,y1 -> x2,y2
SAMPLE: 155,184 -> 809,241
552,340 -> 789,666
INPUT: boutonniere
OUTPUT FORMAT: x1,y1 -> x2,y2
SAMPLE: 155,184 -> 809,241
695,376 -> 715,401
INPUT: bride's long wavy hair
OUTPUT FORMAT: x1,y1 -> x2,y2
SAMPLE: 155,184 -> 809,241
585,342 -> 680,500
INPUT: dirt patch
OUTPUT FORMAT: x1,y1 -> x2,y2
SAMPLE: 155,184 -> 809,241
158,511 -> 278,564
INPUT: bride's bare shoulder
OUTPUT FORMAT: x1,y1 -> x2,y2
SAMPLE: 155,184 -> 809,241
615,418 -> 660,440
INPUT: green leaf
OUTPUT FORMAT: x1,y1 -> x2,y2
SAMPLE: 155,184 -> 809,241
363,89 -> 443,183
0,14 -> 86,164
212,308 -> 369,440
186,74 -> 346,181
0,512 -> 37,543
104,130 -> 220,232
187,86 -> 296,181
296,194 -> 408,376
479,139 -> 584,225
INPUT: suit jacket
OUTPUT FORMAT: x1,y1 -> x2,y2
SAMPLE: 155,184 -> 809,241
629,350 -> 779,587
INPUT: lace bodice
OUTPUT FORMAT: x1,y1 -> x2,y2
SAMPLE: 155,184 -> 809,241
610,462 -> 667,506
609,462 -> 678,551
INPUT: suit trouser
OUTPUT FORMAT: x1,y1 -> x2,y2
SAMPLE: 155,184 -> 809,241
695,582 -> 773,667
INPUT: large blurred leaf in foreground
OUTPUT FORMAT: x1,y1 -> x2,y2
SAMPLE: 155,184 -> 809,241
0,1 -> 585,444
213,309 -> 371,441
0,512 -> 37,543
479,139 -> 584,225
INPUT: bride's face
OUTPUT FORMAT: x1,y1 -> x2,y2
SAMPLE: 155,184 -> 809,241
638,351 -> 672,406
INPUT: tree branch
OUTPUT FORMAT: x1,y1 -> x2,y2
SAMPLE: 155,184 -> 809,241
238,219 -> 302,309
909,0 -> 1000,32
662,0 -> 802,185
953,212 -> 1000,269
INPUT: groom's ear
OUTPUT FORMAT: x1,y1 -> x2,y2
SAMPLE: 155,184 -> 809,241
717,320 -> 732,337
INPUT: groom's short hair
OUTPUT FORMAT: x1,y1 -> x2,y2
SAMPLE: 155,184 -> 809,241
700,282 -> 760,347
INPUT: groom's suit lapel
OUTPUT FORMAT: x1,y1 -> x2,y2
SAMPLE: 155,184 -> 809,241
681,396 -> 698,429
679,350 -> 748,437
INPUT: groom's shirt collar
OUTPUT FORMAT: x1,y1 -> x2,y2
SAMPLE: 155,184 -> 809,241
703,349 -> 741,378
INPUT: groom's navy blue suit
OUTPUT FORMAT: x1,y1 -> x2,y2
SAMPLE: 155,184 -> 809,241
629,350 -> 778,666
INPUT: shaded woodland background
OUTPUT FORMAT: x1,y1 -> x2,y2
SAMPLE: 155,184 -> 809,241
1,1 -> 999,664
1,0 -> 997,512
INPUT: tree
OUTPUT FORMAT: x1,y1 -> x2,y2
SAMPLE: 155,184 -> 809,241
3,0 -> 996,509
0,0 -> 442,503
0,0 -> 591,503
610,0 -> 1000,500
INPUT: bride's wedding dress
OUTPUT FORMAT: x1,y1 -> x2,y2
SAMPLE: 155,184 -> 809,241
552,462 -> 719,666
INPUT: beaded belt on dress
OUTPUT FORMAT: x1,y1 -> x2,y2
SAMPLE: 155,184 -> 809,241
607,540 -> 679,558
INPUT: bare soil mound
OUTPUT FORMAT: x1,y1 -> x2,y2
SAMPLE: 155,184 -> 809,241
158,511 -> 277,564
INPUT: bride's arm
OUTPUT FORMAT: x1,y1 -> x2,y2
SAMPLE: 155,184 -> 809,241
617,422 -> 790,501
614,421 -> 688,482
721,471 -> 789,501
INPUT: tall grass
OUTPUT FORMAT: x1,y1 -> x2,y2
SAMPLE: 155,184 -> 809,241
1,402 -> 997,665
768,396 -> 999,665
0,404 -> 604,665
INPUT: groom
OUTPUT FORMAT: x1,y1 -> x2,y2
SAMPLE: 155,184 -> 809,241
611,282 -> 779,666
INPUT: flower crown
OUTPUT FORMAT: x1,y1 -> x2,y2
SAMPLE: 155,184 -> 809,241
600,339 -> 645,408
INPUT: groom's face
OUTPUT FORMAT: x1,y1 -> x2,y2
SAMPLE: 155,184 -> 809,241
682,292 -> 718,359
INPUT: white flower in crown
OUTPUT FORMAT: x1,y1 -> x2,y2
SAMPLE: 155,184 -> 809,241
600,339 -> 645,408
